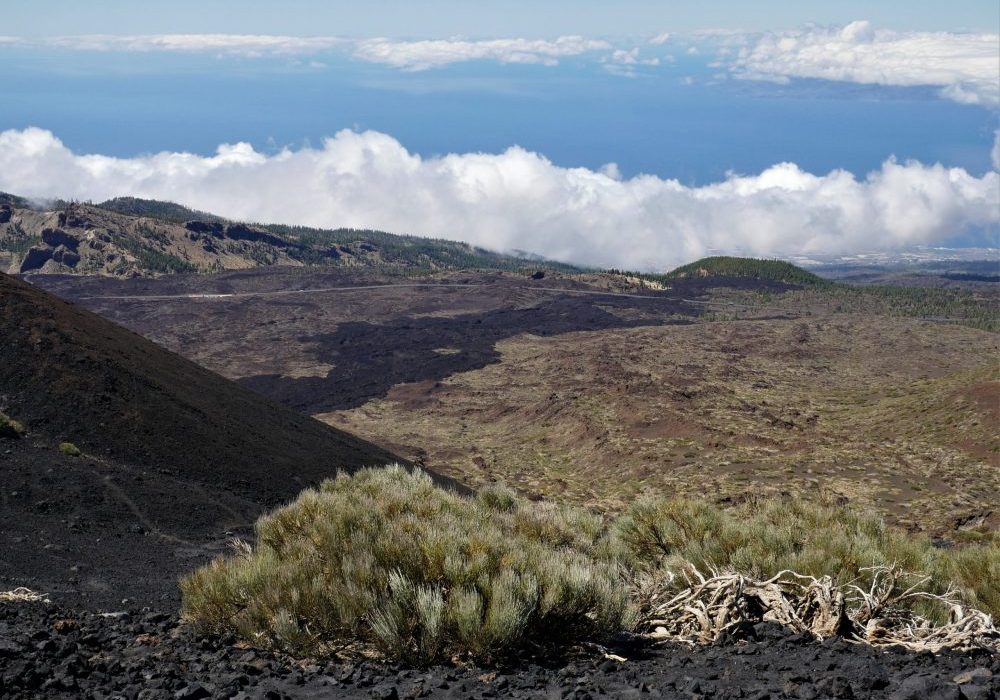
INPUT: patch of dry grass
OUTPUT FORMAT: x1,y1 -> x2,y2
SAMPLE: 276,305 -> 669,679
320,315 -> 998,536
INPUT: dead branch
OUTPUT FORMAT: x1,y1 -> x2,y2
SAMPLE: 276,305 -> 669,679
0,587 -> 50,603
634,564 -> 997,654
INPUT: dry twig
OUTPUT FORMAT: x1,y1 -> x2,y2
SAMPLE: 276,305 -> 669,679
634,564 -> 998,653
0,587 -> 50,603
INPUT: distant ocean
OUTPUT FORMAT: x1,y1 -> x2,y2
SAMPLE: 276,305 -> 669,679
2,49 -> 996,184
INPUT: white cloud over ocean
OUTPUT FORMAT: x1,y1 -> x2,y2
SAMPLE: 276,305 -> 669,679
16,33 -> 611,69
352,36 -> 611,70
0,127 -> 996,270
734,21 -> 1000,105
5,24 -> 999,102
45,34 -> 346,55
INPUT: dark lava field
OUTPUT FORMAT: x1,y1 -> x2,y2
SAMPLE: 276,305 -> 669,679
2,267 -> 997,699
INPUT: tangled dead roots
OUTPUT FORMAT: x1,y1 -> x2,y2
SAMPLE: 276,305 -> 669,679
0,588 -> 50,603
634,565 -> 998,653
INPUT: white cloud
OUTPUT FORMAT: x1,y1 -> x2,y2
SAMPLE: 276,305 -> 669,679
0,127 -> 996,270
734,20 -> 1000,105
992,131 -> 1000,171
24,33 -> 611,69
9,33 -> 610,68
649,32 -> 671,46
351,36 -> 610,71
602,47 -> 660,76
44,34 -> 346,56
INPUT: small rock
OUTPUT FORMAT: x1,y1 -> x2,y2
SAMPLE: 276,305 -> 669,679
0,637 -> 22,656
371,686 -> 399,700
954,668 -> 992,686
958,684 -> 994,700
174,682 -> 211,700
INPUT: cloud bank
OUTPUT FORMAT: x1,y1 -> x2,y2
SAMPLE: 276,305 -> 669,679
352,36 -> 610,70
0,127 -> 996,270
45,34 -> 346,55
15,33 -> 611,68
735,21 -> 1000,105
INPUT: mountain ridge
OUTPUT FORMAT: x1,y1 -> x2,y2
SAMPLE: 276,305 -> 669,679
0,193 -> 580,278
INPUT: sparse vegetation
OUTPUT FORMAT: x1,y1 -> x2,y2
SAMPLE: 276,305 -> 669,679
182,466 -> 997,662
662,256 -> 827,286
614,494 -> 999,620
180,465 -> 629,663
712,277 -> 1000,331
97,197 -> 226,224
265,223 -> 582,273
118,237 -> 196,274
0,411 -> 26,439
58,441 -> 81,456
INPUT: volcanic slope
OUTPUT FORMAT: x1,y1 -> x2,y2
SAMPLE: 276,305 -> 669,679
0,194 -> 577,277
0,272 -> 433,608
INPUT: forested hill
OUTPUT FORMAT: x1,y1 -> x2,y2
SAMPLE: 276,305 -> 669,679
0,194 -> 580,278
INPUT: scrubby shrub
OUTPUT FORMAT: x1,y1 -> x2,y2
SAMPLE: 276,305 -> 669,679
0,412 -> 26,439
58,441 -> 81,456
614,494 -> 999,619
931,541 -> 1000,616
182,468 -> 998,660
180,466 -> 630,662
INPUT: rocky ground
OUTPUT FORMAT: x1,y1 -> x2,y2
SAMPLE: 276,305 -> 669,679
1,601 -> 997,700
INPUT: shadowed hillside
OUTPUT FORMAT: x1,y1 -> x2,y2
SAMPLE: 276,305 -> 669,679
0,272 -> 407,499
0,272 -> 463,607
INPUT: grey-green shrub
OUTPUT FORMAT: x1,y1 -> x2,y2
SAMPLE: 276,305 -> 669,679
0,412 -> 26,439
181,466 -> 629,662
182,468 -> 998,660
58,441 -> 81,456
613,493 -> 999,619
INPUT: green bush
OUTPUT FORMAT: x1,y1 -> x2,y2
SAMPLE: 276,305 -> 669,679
0,412 -> 26,439
58,441 -> 81,456
182,468 -> 998,660
180,465 -> 630,662
614,494 -> 999,619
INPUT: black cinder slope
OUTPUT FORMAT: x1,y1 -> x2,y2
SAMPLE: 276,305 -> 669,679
0,271 -> 409,501
0,272 -> 459,608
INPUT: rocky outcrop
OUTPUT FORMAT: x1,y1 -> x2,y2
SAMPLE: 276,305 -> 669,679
224,223 -> 289,248
58,209 -> 93,229
51,245 -> 81,267
41,227 -> 80,250
18,246 -> 53,273
184,220 -> 224,237
0,205 -> 12,224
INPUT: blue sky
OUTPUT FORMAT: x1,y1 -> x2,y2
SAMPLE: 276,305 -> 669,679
0,2 -> 997,269
3,0 -> 998,35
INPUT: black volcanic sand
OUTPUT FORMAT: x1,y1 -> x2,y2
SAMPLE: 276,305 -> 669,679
0,272 -> 467,609
0,272 -> 406,494
2,602 -> 997,700
0,437 -> 252,609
